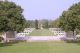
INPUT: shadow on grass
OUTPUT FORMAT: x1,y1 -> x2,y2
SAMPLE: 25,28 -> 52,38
0,41 -> 19,47
0,43 -> 12,47
64,40 -> 80,45
0,40 -> 27,47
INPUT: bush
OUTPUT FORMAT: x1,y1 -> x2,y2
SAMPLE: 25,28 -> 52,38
60,36 -> 80,43
63,37 -> 80,43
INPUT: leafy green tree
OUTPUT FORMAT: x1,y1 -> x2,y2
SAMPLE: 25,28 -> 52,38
0,1 -> 26,32
39,19 -> 49,29
59,2 -> 80,38
35,20 -> 39,29
41,19 -> 49,29
25,20 -> 30,28
52,18 -> 60,28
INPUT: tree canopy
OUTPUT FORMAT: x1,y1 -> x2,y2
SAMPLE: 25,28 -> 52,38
35,20 -> 39,29
57,2 -> 80,37
59,2 -> 80,31
0,1 -> 26,32
52,18 -> 60,28
40,19 -> 49,29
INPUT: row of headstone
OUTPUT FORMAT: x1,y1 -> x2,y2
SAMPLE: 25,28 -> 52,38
15,28 -> 35,40
49,28 -> 66,36
23,28 -> 35,35
49,28 -> 80,39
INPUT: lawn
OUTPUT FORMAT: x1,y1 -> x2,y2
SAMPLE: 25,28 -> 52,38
0,42 -> 80,53
29,29 -> 54,36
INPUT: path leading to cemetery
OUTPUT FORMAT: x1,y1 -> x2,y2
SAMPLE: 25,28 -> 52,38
26,29 -> 64,41
29,29 -> 54,36
27,36 -> 64,42
16,29 -> 64,41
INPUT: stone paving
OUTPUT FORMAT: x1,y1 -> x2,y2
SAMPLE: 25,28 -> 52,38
27,36 -> 64,41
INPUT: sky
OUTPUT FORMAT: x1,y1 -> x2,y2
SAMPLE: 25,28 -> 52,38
8,0 -> 80,20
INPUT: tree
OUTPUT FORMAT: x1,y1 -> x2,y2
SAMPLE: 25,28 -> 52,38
0,1 -> 26,32
58,2 -> 80,38
39,19 -> 49,29
26,20 -> 35,28
52,18 -> 60,28
48,20 -> 53,28
25,20 -> 31,28
42,20 -> 49,29
35,20 -> 39,29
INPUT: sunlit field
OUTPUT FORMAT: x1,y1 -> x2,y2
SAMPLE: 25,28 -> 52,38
0,42 -> 80,53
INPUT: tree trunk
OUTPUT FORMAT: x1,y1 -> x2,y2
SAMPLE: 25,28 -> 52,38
72,30 -> 76,40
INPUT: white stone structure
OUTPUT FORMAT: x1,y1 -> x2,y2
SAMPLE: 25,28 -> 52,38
1,31 -> 16,42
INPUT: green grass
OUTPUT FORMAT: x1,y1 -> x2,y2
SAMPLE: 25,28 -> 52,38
0,42 -> 80,53
29,29 -> 54,36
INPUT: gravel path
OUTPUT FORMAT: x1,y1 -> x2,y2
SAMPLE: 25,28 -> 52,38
27,36 -> 64,41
